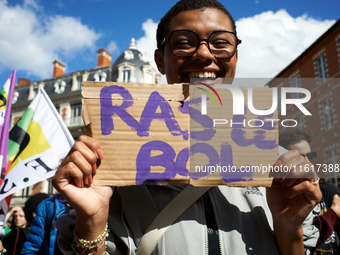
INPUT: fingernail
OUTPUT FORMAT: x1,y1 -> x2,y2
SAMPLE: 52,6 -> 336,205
97,149 -> 104,160
76,179 -> 82,188
273,159 -> 282,167
88,175 -> 93,185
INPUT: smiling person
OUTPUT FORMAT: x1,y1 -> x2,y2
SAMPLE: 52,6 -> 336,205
154,2 -> 238,83
52,0 -> 322,254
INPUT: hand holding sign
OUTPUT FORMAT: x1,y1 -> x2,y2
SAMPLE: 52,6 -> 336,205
52,135 -> 113,242
267,150 -> 322,255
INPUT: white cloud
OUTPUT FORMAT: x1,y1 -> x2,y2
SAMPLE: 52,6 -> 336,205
235,9 -> 335,78
41,16 -> 100,54
0,0 -> 100,79
106,41 -> 119,55
23,0 -> 39,10
136,18 -> 167,84
136,18 -> 157,64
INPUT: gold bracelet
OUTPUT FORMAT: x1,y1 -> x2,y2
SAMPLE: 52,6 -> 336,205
71,223 -> 109,255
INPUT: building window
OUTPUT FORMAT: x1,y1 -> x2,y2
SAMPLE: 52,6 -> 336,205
291,75 -> 301,98
325,149 -> 338,184
326,149 -> 338,164
117,63 -> 136,83
94,70 -> 107,82
122,67 -> 131,82
322,98 -> 333,131
316,54 -> 327,83
69,104 -> 83,127
72,104 -> 81,116
295,115 -> 304,129
54,79 -> 66,94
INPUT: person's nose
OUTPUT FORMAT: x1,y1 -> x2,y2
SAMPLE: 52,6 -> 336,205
192,41 -> 214,62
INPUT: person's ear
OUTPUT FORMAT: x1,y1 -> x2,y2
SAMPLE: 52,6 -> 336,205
154,49 -> 165,75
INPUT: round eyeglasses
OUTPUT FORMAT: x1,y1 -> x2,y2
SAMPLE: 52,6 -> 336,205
161,29 -> 242,59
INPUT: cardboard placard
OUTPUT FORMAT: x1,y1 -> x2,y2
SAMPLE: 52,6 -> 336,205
82,81 -> 278,187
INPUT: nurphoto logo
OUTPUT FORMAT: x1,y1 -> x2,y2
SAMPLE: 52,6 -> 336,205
198,82 -> 311,116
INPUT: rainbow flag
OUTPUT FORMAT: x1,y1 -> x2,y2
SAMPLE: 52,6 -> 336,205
0,88 -> 74,202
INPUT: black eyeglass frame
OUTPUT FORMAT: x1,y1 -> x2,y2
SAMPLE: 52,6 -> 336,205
161,29 -> 242,59
301,151 -> 317,161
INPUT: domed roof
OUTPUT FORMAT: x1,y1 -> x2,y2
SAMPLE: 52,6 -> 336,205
111,38 -> 153,83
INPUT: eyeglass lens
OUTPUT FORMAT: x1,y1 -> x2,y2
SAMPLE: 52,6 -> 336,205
301,151 -> 317,160
168,30 -> 238,58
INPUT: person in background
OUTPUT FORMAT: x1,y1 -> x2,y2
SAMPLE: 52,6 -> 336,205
53,0 -> 322,254
2,207 -> 29,255
280,128 -> 340,255
23,193 -> 50,228
1,193 -> 49,255
21,194 -> 71,255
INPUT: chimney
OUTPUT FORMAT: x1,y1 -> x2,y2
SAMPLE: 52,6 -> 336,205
53,60 -> 65,78
97,48 -> 112,68
17,78 -> 31,86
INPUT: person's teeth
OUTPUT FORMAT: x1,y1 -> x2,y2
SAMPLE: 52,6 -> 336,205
189,72 -> 216,78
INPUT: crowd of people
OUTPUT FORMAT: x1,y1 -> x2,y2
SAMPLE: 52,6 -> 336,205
0,0 -> 339,254
0,193 -> 69,255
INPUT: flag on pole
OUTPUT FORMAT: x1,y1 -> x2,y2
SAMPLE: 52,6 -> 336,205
0,70 -> 16,229
0,88 -> 74,202
0,70 -> 16,176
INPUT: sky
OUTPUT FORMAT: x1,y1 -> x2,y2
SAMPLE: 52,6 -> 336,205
0,0 -> 339,86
